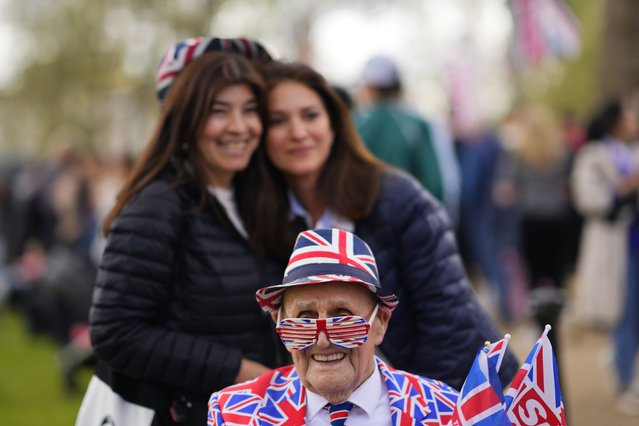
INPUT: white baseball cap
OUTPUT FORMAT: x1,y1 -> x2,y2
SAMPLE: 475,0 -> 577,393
361,54 -> 400,88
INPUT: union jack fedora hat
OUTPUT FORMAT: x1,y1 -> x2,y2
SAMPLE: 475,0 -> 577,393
256,228 -> 398,312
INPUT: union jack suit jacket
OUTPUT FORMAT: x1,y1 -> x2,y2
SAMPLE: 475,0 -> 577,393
208,357 -> 459,425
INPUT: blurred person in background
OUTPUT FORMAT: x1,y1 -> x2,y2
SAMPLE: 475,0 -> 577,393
493,104 -> 574,364
0,161 -> 23,264
58,152 -> 136,394
5,147 -> 80,263
4,148 -> 97,345
560,109 -> 588,274
88,153 -> 134,265
240,60 -> 518,390
0,160 -> 24,300
354,54 -> 462,227
455,124 -> 522,323
0,148 -> 99,392
77,38 -> 285,426
45,149 -> 100,389
571,97 -> 639,416
562,108 -> 587,154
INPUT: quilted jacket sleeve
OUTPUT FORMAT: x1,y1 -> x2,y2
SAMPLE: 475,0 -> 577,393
370,171 -> 518,389
89,180 -> 242,395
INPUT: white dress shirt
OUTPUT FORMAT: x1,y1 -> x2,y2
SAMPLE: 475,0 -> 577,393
305,366 -> 392,426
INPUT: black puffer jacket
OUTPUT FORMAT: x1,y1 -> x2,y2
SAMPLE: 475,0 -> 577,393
355,170 -> 518,390
89,176 -> 285,425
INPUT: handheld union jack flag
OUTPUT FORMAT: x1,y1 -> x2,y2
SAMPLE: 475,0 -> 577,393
508,0 -> 581,67
449,337 -> 511,426
487,334 -> 511,373
504,325 -> 567,426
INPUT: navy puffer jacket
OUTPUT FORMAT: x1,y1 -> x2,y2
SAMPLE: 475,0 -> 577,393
355,170 -> 518,389
89,175 -> 285,425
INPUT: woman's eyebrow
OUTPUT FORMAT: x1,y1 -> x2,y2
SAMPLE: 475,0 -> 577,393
301,105 -> 320,112
212,98 -> 256,105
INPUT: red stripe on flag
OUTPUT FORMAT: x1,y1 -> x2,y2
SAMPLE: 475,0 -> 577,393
490,341 -> 503,354
460,386 -> 501,420
536,345 -> 545,392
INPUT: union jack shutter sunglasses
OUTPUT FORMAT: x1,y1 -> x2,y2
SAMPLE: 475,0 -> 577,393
276,304 -> 379,351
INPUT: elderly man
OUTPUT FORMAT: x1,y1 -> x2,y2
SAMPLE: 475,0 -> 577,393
208,228 -> 459,425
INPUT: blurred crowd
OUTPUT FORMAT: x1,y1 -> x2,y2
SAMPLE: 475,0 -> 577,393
351,55 -> 589,341
1,51 -> 639,420
0,148 -> 133,391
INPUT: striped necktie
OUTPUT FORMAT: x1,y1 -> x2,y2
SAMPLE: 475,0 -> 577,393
328,401 -> 354,426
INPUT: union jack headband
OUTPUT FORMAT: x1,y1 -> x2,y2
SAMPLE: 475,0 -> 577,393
155,36 -> 272,103
255,228 -> 399,312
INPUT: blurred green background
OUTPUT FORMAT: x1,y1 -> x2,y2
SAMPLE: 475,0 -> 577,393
0,308 -> 90,425
2,0 -> 636,159
2,1 -> 639,425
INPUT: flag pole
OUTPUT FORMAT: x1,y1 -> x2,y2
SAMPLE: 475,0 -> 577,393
504,333 -> 512,345
542,323 -> 552,339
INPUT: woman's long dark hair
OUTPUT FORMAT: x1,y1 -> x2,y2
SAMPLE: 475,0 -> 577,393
237,61 -> 386,260
102,52 -> 267,236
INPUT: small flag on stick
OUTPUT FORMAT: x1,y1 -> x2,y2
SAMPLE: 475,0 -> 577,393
504,325 -> 567,426
450,336 -> 511,425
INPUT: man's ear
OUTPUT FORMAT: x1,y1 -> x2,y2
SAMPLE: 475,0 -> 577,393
270,310 -> 279,324
373,306 -> 391,346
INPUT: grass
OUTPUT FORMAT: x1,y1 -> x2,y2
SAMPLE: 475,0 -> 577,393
0,307 -> 91,426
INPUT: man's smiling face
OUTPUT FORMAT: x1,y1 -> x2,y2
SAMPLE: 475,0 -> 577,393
277,282 -> 390,404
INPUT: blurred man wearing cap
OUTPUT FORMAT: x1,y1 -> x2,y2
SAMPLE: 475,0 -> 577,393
208,228 -> 459,426
355,55 -> 461,227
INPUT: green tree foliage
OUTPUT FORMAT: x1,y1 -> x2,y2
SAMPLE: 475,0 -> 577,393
598,0 -> 639,102
543,0 -> 604,118
514,0 -> 604,121
0,0 -> 226,156
518,0 -> 639,123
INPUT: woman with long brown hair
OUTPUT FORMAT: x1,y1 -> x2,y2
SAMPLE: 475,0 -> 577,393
77,38 -> 285,426
239,60 -> 519,390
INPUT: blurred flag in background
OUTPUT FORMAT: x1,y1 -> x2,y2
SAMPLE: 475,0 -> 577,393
508,0 -> 581,67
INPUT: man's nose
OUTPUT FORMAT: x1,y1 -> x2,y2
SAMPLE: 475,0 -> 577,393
315,330 -> 331,348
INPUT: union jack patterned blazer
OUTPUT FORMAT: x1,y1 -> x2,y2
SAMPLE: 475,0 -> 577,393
208,357 -> 459,425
